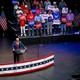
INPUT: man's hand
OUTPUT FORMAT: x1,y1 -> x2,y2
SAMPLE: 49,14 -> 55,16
13,49 -> 15,51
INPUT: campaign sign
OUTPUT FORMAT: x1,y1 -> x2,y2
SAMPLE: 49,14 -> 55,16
48,5 -> 54,10
12,0 -> 18,4
42,14 -> 48,20
53,20 -> 61,25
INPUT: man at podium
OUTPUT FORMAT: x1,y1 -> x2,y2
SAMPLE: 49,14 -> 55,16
12,38 -> 26,63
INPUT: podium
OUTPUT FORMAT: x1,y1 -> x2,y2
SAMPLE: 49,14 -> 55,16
14,49 -> 26,62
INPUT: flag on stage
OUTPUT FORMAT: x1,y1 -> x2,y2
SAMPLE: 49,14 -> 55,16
0,10 -> 7,31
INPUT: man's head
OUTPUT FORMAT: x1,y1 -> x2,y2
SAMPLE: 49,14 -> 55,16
16,38 -> 19,42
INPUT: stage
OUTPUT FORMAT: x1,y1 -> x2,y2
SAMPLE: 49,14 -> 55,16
0,37 -> 80,79
18,33 -> 80,45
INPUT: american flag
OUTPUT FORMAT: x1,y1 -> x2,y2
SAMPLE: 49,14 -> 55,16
0,10 -> 7,31
73,14 -> 80,27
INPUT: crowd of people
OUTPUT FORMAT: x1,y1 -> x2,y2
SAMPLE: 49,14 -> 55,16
13,0 -> 76,36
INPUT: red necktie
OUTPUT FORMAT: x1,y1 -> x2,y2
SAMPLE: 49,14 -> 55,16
16,43 -> 19,49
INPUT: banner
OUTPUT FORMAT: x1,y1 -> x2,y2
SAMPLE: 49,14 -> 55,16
0,10 -> 7,31
53,20 -> 61,25
42,14 -> 48,20
48,5 -> 54,10
12,0 -> 18,4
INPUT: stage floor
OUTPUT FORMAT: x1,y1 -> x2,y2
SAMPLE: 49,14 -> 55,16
0,37 -> 80,80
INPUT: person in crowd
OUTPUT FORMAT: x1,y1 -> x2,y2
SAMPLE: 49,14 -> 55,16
40,8 -> 47,35
20,1 -> 29,14
32,0 -> 40,9
62,3 -> 68,16
60,13 -> 67,35
23,0 -> 31,9
47,10 -> 53,35
53,1 -> 57,7
52,5 -> 59,13
20,1 -> 25,11
16,7 -> 23,29
35,12 -> 42,36
44,0 -> 51,12
53,11 -> 61,34
35,6 -> 40,14
13,1 -> 19,16
27,10 -> 35,36
12,38 -> 26,63
19,13 -> 26,36
39,0 -> 44,9
66,10 -> 74,33
59,0 -> 66,13
60,3 -> 68,34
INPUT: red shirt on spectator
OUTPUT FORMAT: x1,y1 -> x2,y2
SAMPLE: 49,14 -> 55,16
27,11 -> 35,21
20,3 -> 25,11
19,15 -> 26,26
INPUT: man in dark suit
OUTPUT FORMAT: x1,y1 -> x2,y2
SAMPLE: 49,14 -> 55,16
12,38 -> 26,63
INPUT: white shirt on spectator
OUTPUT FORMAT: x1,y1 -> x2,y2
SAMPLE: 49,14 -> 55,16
47,14 -> 53,22
40,14 -> 48,23
52,7 -> 59,13
14,5 -> 19,10
16,9 -> 23,17
62,7 -> 68,14
35,15 -> 42,22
